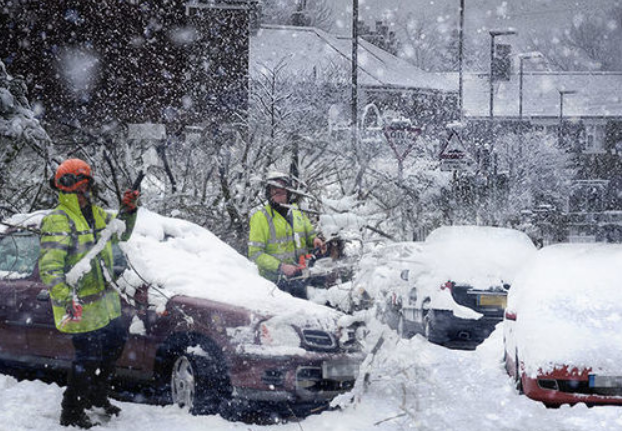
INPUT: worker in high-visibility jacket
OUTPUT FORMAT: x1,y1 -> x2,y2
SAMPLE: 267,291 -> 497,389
248,171 -> 324,299
39,158 -> 139,429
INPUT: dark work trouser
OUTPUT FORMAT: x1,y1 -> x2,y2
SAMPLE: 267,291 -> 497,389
62,317 -> 128,414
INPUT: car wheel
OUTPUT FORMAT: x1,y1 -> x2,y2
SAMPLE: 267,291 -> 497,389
171,355 -> 197,411
424,314 -> 432,340
420,299 -> 432,338
514,354 -> 524,394
397,313 -> 413,339
170,349 -> 231,415
422,304 -> 435,341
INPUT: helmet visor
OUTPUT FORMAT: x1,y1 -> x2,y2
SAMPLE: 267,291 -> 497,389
58,173 -> 92,190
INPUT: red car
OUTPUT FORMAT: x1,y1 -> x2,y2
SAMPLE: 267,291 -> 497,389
504,243 -> 622,407
0,211 -> 364,418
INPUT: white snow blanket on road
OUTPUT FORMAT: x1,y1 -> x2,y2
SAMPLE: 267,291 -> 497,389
1,325 -> 621,430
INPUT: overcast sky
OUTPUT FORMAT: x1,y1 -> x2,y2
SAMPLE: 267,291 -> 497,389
330,0 -> 619,52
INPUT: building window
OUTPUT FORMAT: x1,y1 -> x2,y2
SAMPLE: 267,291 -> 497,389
583,125 -> 605,154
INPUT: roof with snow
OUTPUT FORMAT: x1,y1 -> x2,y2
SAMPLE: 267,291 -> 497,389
454,72 -> 622,119
250,25 -> 456,93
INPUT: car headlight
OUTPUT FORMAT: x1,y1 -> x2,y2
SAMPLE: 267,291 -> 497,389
259,321 -> 301,348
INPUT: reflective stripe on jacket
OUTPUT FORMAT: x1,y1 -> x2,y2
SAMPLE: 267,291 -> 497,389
39,192 -> 137,334
248,204 -> 316,281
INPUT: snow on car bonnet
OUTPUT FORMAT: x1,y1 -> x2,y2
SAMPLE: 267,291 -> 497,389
509,243 -> 622,376
119,209 -> 340,327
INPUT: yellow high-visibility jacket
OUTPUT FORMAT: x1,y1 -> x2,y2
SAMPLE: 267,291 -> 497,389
248,203 -> 316,282
38,192 -> 136,333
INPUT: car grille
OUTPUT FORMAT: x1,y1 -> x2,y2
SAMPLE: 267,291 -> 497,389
301,329 -> 336,351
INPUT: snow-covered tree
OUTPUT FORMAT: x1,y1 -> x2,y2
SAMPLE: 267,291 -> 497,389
0,60 -> 53,219
496,130 -> 576,219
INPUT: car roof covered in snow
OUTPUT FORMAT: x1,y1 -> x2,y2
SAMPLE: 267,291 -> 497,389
508,243 -> 622,375
422,225 -> 537,288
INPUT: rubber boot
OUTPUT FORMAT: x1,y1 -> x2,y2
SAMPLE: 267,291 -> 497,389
60,364 -> 98,429
91,364 -> 121,417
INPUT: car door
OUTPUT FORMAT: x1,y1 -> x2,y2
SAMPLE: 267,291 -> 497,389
0,231 -> 74,363
0,231 -> 40,360
21,267 -> 74,363
0,277 -> 28,359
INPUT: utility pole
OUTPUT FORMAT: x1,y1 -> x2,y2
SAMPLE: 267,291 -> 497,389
517,52 -> 543,157
351,0 -> 359,149
458,0 -> 465,123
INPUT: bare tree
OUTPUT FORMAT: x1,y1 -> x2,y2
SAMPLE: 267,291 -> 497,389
532,5 -> 622,71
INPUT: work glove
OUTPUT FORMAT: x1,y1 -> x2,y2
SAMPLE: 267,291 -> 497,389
279,263 -> 302,277
121,189 -> 140,212
66,299 -> 83,322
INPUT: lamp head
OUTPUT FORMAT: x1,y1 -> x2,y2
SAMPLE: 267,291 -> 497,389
489,29 -> 517,37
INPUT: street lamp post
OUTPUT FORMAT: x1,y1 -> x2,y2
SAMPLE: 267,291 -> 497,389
518,52 -> 543,154
558,89 -> 577,148
486,29 -> 515,224
351,0 -> 359,150
489,29 -> 517,151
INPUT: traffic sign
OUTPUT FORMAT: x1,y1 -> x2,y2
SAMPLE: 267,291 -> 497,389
439,131 -> 475,172
383,122 -> 422,162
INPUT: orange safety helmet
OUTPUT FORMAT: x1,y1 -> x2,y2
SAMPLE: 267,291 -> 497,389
54,159 -> 93,192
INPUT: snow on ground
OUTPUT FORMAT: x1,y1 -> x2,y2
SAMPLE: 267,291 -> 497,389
2,322 -> 621,431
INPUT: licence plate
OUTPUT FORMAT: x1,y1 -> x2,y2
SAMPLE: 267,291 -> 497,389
322,360 -> 360,381
589,375 -> 622,388
478,295 -> 507,308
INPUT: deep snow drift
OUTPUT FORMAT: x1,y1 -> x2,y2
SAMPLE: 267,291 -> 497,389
2,323 -> 621,431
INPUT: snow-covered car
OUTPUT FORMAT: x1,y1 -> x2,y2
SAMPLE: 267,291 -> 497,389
358,226 -> 536,349
504,243 -> 622,407
0,210 -> 364,418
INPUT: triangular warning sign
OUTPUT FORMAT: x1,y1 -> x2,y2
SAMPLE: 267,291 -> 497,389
439,132 -> 475,172
440,132 -> 471,160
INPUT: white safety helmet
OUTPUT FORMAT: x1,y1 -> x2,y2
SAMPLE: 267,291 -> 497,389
265,171 -> 290,187
264,171 -> 291,202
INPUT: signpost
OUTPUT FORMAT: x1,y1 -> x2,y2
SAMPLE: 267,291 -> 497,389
383,121 -> 422,163
383,120 -> 422,184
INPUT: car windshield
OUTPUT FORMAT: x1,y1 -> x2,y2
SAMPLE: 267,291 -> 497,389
0,232 -> 40,278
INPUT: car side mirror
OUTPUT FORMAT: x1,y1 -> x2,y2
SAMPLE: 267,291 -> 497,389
36,289 -> 50,302
400,270 -> 409,281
